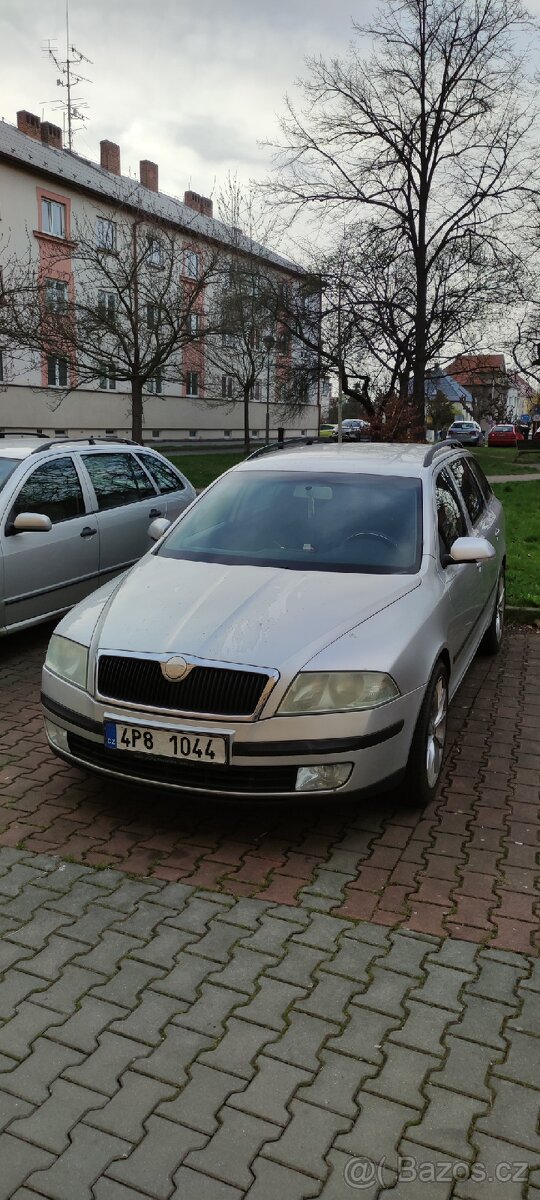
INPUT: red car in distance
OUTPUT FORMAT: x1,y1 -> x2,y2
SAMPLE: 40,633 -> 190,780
487,424 -> 524,447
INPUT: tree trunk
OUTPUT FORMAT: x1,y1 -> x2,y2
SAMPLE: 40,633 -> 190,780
243,383 -> 251,453
412,267 -> 427,441
131,378 -> 144,442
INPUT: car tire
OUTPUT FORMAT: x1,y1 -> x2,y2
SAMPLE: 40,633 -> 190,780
480,569 -> 505,656
403,660 -> 449,807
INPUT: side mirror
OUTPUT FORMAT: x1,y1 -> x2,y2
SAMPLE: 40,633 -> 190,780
12,512 -> 53,534
448,536 -> 496,564
148,517 -> 171,542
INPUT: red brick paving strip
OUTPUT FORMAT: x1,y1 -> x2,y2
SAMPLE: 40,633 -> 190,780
0,624 -> 538,953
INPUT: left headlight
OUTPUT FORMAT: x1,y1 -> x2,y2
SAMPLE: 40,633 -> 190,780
45,634 -> 89,691
278,671 -> 400,715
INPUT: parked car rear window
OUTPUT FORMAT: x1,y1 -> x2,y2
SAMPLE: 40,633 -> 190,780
8,457 -> 85,525
448,458 -> 485,525
157,470 -> 423,574
0,458 -> 19,493
82,452 -> 155,510
136,453 -> 184,495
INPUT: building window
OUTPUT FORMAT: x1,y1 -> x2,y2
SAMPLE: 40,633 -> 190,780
184,250 -> 199,279
0,350 -> 3,382
147,303 -> 158,330
45,278 -> 68,312
186,371 -> 199,397
277,332 -> 291,355
98,290 -> 116,320
189,313 -> 200,335
152,429 -> 161,438
251,429 -> 259,438
54,429 -> 67,435
147,236 -> 163,267
147,372 -> 162,394
105,429 -> 117,435
221,375 -> 234,399
41,198 -> 66,239
249,327 -> 261,350
96,217 -> 116,251
250,382 -> 261,402
223,430 -> 232,438
189,429 -> 198,438
301,429 -> 307,436
0,268 -> 5,304
222,332 -> 235,348
47,356 -> 68,387
279,383 -> 288,403
99,364 -> 116,390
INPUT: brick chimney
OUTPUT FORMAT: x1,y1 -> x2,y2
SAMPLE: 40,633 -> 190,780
184,190 -> 213,218
41,121 -> 63,150
140,160 -> 158,192
16,111 -> 42,142
100,140 -> 121,175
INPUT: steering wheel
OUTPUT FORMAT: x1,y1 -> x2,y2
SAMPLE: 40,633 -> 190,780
344,531 -> 398,550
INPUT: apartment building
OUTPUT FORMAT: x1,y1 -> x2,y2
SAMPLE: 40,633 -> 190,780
0,110 -> 318,441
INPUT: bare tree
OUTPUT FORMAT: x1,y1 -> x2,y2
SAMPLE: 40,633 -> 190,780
0,196 -> 220,441
267,0 -> 538,434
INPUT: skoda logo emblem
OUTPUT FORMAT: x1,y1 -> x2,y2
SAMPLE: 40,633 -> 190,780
161,656 -> 190,682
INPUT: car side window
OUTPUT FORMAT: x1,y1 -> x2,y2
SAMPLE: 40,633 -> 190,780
8,456 -> 85,526
448,458 -> 485,525
467,457 -> 493,503
435,469 -> 466,560
82,452 -> 156,511
136,453 -> 184,494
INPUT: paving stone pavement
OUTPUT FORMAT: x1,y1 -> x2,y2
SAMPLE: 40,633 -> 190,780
0,846 -> 535,1198
0,625 -> 539,953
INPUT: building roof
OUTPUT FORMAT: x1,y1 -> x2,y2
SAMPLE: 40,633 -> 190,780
425,367 -> 473,408
0,119 -> 299,274
446,353 -> 507,388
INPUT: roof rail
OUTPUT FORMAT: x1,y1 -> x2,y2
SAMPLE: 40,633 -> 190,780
246,436 -> 321,461
423,439 -> 463,467
29,435 -> 138,455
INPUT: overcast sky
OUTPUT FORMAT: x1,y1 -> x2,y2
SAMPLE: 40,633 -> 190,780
0,0 -> 370,211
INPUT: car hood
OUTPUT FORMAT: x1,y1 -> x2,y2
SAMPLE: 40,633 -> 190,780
94,555 -> 421,673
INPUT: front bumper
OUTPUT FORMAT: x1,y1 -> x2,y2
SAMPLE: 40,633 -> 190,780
41,668 -> 424,799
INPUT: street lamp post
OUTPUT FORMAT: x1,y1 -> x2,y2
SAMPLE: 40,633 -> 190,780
263,334 -> 275,444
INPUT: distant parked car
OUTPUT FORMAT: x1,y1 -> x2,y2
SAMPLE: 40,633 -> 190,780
487,424 -> 524,447
336,419 -> 371,442
447,420 -> 483,446
0,435 -> 196,636
319,424 -> 337,440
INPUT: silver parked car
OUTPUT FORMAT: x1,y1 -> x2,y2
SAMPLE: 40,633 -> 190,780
41,442 -> 505,805
446,420 -> 483,446
0,435 -> 196,635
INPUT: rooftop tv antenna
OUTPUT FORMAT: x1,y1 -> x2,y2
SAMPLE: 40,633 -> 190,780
43,0 -> 92,150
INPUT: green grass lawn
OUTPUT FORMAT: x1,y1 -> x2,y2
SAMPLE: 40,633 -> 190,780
473,445 -> 540,476
493,481 -> 540,609
166,451 -> 247,489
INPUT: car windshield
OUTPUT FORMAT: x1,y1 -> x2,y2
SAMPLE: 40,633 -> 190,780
0,458 -> 19,493
157,469 -> 423,574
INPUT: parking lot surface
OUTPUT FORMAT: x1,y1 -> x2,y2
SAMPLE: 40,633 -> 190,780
0,626 -> 539,1197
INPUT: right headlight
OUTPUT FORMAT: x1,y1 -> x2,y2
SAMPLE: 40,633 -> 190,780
278,671 -> 400,715
45,634 -> 89,691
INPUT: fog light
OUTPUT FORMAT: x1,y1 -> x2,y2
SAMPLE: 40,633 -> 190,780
295,763 -> 353,792
44,720 -> 69,752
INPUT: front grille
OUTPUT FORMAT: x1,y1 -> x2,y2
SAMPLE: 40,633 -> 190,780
67,733 -> 298,794
97,655 -> 271,718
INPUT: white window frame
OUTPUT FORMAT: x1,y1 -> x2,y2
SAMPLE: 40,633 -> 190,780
147,235 -> 163,267
98,290 -> 116,320
45,278 -> 68,312
147,372 -> 163,394
184,249 -> 199,279
41,198 -> 66,239
186,371 -> 199,397
222,332 -> 235,348
250,382 -> 261,402
147,303 -> 158,331
221,375 -> 234,399
47,355 -> 68,387
189,313 -> 200,336
98,364 -> 116,391
96,217 -> 117,251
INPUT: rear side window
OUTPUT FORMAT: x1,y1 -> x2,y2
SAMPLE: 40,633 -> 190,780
82,452 -> 156,511
467,457 -> 493,504
448,458 -> 485,525
137,453 -> 184,495
8,456 -> 85,525
435,470 -> 466,558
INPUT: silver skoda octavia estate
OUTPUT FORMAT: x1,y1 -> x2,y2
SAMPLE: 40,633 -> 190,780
41,441 -> 505,804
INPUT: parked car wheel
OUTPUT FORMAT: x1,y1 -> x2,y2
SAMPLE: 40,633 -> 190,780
404,660 -> 449,806
480,569 -> 505,655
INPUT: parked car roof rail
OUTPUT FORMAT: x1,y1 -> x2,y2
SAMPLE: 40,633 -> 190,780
29,435 -> 139,455
246,437 -> 320,460
423,439 -> 464,467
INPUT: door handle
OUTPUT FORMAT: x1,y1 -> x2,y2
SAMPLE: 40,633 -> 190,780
80,526 -> 97,538
149,508 -> 162,518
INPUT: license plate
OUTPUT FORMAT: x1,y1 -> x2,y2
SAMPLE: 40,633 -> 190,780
104,721 -> 227,764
